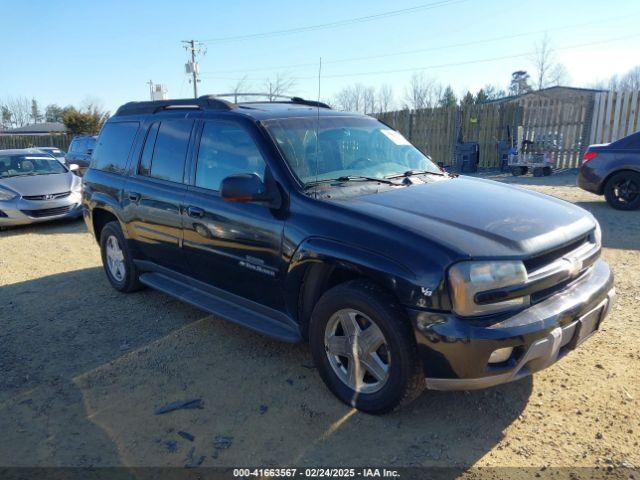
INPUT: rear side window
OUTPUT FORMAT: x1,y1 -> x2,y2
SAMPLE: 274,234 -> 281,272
91,122 -> 139,173
69,138 -> 84,153
139,120 -> 193,183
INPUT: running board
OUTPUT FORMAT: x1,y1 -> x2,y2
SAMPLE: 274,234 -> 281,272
138,272 -> 301,343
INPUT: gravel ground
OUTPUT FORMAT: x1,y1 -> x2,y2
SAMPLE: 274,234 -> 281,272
0,171 -> 638,474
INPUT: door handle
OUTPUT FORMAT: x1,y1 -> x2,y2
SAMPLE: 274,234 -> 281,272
128,192 -> 141,202
187,206 -> 205,218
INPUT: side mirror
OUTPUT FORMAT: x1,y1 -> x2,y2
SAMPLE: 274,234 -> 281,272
220,173 -> 274,205
68,163 -> 80,172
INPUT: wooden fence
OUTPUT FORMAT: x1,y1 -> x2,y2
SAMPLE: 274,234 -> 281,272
0,134 -> 72,151
589,90 -> 640,145
378,89 -> 640,169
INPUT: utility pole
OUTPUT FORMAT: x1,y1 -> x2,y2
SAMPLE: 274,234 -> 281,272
146,80 -> 154,100
182,40 -> 205,99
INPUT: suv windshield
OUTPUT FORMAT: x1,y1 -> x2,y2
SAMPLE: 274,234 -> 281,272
263,116 -> 441,184
0,154 -> 67,178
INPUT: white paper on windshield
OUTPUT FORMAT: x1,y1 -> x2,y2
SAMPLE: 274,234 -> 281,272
24,156 -> 55,160
381,129 -> 411,145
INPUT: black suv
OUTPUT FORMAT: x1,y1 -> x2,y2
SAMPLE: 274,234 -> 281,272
83,95 -> 615,413
66,135 -> 97,173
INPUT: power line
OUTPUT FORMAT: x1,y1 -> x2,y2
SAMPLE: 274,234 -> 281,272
200,33 -> 640,83
200,12 -> 640,77
199,0 -> 467,44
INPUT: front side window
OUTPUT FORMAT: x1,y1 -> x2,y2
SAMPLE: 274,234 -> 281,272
195,121 -> 266,191
262,116 -> 440,184
0,155 -> 67,178
91,122 -> 139,173
139,120 -> 193,183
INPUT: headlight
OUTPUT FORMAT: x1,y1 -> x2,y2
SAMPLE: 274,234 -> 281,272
0,187 -> 17,201
592,221 -> 602,248
448,260 -> 528,317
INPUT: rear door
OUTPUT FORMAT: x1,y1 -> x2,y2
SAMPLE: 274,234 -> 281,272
182,118 -> 286,310
123,118 -> 195,273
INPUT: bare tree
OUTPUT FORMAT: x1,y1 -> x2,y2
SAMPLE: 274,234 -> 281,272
377,84 -> 394,113
229,75 -> 251,102
362,86 -> 376,114
264,73 -> 296,101
531,34 -> 569,90
619,66 -> 640,90
1,96 -> 31,127
334,84 -> 367,112
403,72 -> 440,110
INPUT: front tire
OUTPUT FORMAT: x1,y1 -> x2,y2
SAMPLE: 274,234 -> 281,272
604,171 -> 640,210
99,221 -> 142,292
309,280 -> 424,414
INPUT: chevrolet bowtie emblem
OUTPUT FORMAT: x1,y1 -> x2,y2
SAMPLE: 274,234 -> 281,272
564,257 -> 583,277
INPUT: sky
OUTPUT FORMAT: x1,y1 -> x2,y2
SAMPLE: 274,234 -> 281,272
2,0 -> 639,115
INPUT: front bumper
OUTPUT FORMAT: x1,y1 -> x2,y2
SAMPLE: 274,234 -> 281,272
408,259 -> 614,390
0,193 -> 83,227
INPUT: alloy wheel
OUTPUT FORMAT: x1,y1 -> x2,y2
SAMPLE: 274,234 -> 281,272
324,308 -> 390,394
105,235 -> 126,282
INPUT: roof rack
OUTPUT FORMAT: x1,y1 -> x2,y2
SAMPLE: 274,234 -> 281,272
213,93 -> 331,109
114,93 -> 331,117
114,96 -> 234,116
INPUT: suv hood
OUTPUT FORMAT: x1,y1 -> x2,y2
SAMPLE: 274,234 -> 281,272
334,176 -> 595,258
0,173 -> 75,197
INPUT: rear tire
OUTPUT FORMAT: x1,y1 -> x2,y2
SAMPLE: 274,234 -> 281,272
511,166 -> 528,176
604,171 -> 640,210
309,280 -> 424,414
533,167 -> 544,177
99,221 -> 142,292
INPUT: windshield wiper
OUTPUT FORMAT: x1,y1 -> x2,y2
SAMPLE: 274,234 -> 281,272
386,169 -> 445,179
305,175 -> 403,189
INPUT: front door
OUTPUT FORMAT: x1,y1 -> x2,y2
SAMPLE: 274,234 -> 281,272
124,119 -> 194,273
182,119 -> 285,310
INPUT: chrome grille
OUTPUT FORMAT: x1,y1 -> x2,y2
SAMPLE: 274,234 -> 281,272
22,191 -> 71,201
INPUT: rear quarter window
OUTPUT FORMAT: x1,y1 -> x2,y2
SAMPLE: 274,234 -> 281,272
91,122 -> 140,173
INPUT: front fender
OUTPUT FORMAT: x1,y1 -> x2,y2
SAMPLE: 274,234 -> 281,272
284,237 -> 450,322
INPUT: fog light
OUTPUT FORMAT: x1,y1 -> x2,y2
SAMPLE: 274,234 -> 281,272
488,347 -> 513,364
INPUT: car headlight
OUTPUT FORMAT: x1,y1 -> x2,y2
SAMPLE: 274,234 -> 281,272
592,221 -> 602,248
0,187 -> 17,201
448,260 -> 529,317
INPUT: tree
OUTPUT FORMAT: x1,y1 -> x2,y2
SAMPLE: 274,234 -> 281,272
30,99 -> 43,123
62,105 -> 109,134
439,86 -> 457,107
403,72 -> 440,110
531,35 -> 569,90
1,96 -> 31,127
1,106 -> 12,129
362,86 -> 376,114
482,84 -> 507,101
228,75 -> 251,103
377,84 -> 394,113
474,89 -> 489,104
334,84 -> 367,112
45,104 -> 67,123
264,73 -> 296,101
459,91 -> 475,107
509,71 -> 533,96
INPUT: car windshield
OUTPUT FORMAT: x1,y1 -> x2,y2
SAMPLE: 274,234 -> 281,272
0,154 -> 67,178
262,116 -> 441,185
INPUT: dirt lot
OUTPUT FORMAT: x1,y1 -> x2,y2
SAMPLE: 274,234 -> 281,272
1,171 -> 638,473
